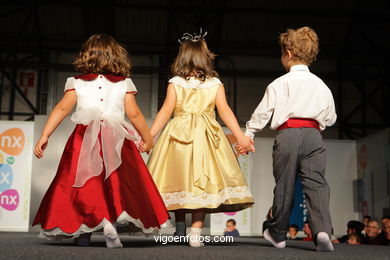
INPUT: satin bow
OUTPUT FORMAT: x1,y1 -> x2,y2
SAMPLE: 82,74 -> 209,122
170,111 -> 221,193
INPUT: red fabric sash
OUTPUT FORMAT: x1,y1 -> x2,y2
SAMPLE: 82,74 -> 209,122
277,118 -> 320,131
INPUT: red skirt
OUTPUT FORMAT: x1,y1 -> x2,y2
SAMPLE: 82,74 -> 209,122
33,124 -> 169,238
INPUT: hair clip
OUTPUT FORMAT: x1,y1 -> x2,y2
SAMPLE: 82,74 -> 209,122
178,28 -> 208,44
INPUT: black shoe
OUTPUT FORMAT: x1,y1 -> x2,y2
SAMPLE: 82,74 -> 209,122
74,233 -> 92,246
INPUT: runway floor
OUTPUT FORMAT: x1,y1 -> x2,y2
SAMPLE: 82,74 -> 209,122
0,232 -> 389,260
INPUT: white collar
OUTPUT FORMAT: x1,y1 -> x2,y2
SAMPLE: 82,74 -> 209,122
290,64 -> 309,72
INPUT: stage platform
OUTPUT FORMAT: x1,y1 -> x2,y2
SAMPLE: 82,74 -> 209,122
0,232 -> 389,259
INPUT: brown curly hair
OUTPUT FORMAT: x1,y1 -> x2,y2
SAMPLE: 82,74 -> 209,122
171,39 -> 218,81
73,34 -> 131,76
279,26 -> 319,65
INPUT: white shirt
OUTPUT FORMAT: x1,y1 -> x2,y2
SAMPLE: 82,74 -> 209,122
245,65 -> 337,139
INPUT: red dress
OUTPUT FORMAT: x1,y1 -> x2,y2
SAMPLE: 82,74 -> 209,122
33,74 -> 170,238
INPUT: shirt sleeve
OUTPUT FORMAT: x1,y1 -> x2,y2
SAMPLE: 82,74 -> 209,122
245,85 -> 276,139
125,78 -> 137,94
324,88 -> 337,127
64,77 -> 75,92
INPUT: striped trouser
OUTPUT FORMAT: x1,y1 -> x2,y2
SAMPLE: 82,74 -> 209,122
267,128 -> 332,243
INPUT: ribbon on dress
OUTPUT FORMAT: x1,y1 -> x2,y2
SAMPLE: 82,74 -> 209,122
71,107 -> 141,187
170,111 -> 221,193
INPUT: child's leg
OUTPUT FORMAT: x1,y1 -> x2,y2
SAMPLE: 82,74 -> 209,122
174,210 -> 187,236
266,129 -> 300,243
103,222 -> 122,248
191,210 -> 205,228
299,129 -> 333,251
189,210 -> 206,247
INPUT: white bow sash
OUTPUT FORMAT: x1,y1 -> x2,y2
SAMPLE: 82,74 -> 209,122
71,107 -> 141,187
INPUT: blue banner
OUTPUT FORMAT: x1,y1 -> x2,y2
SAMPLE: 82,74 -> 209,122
289,176 -> 307,230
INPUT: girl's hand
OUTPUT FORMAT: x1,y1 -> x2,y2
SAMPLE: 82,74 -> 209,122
235,144 -> 248,155
139,140 -> 153,153
138,140 -> 144,153
237,135 -> 256,153
34,136 -> 49,158
138,140 -> 146,153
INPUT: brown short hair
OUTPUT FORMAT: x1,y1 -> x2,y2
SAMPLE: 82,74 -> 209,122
348,232 -> 362,242
171,39 -> 218,81
279,26 -> 319,65
227,219 -> 236,225
73,34 -> 131,76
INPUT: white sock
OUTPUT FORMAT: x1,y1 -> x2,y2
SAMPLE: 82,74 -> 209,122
316,232 -> 334,252
263,229 -> 286,248
103,223 -> 123,248
188,227 -> 205,248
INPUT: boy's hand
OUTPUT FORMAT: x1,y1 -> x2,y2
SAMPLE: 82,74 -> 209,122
246,143 -> 256,153
34,136 -> 49,158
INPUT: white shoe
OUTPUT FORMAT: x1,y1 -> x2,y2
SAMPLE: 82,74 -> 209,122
263,229 -> 286,248
188,228 -> 205,248
103,223 -> 123,248
316,232 -> 334,252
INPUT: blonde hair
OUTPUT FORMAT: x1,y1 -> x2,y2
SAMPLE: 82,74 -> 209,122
171,39 -> 218,81
279,26 -> 319,65
73,34 -> 131,76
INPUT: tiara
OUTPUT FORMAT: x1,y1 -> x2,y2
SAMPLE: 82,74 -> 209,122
178,28 -> 208,44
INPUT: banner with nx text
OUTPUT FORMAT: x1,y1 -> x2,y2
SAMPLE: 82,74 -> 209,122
0,121 -> 34,231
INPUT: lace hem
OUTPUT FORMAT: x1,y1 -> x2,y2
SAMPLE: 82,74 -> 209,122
161,186 -> 253,206
38,211 -> 171,240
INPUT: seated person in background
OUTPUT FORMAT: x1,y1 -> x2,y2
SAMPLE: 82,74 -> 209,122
362,215 -> 371,236
381,216 -> 389,233
287,224 -> 299,240
363,219 -> 387,245
331,228 -> 340,244
347,232 -> 362,245
224,219 -> 240,237
338,220 -> 365,243
302,221 -> 313,241
383,219 -> 390,245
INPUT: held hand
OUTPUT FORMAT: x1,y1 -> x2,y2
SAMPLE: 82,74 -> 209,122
235,144 -> 248,155
247,141 -> 256,153
34,136 -> 49,158
237,135 -> 256,153
139,140 -> 153,153
138,140 -> 145,153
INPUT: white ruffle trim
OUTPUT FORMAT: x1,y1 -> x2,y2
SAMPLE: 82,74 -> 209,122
169,76 -> 222,89
161,186 -> 253,206
38,211 -> 172,240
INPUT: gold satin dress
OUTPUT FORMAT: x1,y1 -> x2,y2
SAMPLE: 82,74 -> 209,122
148,76 -> 254,213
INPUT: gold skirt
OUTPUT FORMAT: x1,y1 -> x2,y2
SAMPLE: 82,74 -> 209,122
147,112 -> 254,213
